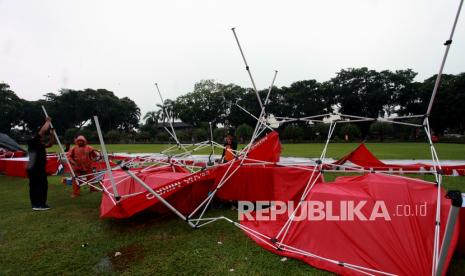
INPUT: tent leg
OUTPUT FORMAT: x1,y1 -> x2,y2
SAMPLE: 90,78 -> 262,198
435,191 -> 463,276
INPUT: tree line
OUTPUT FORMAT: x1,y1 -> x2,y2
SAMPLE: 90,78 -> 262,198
1,67 -> 464,144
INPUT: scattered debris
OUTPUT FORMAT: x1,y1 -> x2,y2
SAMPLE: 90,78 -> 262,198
217,241 -> 223,245
114,251 -> 122,257
229,268 -> 235,272
280,257 -> 287,262
81,243 -> 88,248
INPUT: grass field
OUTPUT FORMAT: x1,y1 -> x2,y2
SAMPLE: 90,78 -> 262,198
49,142 -> 465,160
1,143 -> 465,275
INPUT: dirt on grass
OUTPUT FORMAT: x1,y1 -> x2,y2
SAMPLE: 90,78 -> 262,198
110,243 -> 146,272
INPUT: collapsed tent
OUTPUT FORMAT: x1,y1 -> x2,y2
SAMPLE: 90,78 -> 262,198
100,165 -> 216,218
0,132 -> 25,154
332,143 -> 465,176
215,164 -> 320,202
240,173 -> 462,276
100,131 -> 283,219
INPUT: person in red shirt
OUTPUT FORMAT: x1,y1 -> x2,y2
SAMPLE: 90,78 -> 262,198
68,135 -> 99,197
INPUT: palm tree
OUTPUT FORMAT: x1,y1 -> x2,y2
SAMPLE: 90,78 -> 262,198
156,99 -> 178,126
143,111 -> 160,126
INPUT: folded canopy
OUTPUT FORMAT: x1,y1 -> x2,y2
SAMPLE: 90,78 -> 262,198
333,143 -> 465,176
241,173 -> 461,276
100,131 -> 283,218
0,132 -> 25,153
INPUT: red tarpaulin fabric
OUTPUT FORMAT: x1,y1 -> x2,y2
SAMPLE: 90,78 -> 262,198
459,209 -> 465,256
100,131 -> 283,218
100,165 -> 217,218
213,131 -> 306,201
333,143 -> 465,176
62,160 -> 116,173
0,159 -> 5,172
0,156 -> 60,177
0,151 -> 26,158
215,164 -> 321,202
241,174 -> 461,276
246,131 -> 281,163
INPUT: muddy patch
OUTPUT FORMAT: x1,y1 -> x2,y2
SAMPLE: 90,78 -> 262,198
109,243 -> 146,272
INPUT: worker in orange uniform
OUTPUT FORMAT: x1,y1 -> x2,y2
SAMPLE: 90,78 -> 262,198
221,133 -> 237,163
68,135 -> 99,197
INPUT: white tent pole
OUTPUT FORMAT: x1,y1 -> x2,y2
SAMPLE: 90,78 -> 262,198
154,83 -> 186,152
231,27 -> 264,110
41,106 -> 76,179
235,103 -> 274,131
190,70 -> 279,224
424,118 -> 442,274
208,122 -> 214,164
239,69 -> 279,157
425,0 -> 464,117
190,35 -> 279,225
265,70 -> 278,105
93,116 -> 120,201
122,168 -> 195,227
435,191 -> 462,276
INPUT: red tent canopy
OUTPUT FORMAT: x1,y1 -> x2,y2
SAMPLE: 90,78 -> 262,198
100,165 -> 216,218
333,143 -> 465,176
241,173 -> 461,275
100,131 -> 283,218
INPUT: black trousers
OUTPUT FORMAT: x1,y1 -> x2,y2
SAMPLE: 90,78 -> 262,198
28,172 -> 48,207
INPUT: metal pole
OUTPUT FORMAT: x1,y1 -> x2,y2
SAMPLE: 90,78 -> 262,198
435,191 -> 463,276
123,168 -> 194,226
93,116 -> 120,201
426,0 -> 464,117
231,27 -> 264,110
41,106 -> 76,179
265,70 -> 278,105
155,83 -> 185,151
208,122 -> 214,165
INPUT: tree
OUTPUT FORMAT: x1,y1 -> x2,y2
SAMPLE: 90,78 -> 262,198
278,80 -> 331,118
236,124 -> 253,142
105,130 -> 122,143
192,128 -> 208,142
420,74 -> 465,134
339,124 -> 361,141
18,100 -> 46,134
64,128 -> 80,143
39,88 -> 140,133
369,122 -> 394,142
282,125 -> 304,141
175,80 -> 225,127
0,83 -> 23,134
213,127 -> 225,142
331,68 -> 390,119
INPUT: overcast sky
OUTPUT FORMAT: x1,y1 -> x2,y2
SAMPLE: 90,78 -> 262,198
1,0 -> 464,117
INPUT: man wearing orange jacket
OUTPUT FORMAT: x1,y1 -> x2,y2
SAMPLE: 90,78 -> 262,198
221,133 -> 238,163
68,135 -> 98,197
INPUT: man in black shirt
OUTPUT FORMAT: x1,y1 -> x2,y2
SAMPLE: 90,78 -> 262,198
27,117 -> 55,211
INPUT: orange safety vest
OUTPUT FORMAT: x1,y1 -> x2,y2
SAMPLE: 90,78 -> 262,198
224,145 -> 235,162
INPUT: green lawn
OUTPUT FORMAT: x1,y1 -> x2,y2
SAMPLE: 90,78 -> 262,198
1,143 -> 465,275
49,142 -> 465,160
0,176 -> 325,275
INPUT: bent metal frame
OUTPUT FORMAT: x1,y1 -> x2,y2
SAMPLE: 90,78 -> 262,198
45,1 -> 463,275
